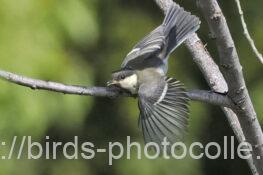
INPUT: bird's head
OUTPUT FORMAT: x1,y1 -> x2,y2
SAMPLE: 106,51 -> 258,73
107,69 -> 138,94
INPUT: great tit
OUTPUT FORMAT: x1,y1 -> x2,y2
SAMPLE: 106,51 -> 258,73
107,3 -> 200,146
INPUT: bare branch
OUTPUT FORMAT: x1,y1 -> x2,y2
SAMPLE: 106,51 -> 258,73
0,70 -> 129,98
187,90 -> 233,107
0,69 -> 232,107
185,34 -> 228,93
0,0 -> 259,173
186,32 -> 258,175
223,108 -> 259,175
154,0 -> 257,174
198,0 -> 263,173
234,0 -> 263,64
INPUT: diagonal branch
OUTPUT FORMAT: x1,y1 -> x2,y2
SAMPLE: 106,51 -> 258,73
198,0 -> 263,173
154,0 -> 258,174
185,32 -> 259,175
0,69 -> 232,107
185,33 -> 228,93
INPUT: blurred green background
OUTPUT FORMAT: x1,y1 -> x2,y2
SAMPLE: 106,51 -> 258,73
0,0 -> 262,174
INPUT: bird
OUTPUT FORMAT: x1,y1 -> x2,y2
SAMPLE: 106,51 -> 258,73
107,3 -> 200,147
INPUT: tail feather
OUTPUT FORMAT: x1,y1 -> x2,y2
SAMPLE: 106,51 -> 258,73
162,3 -> 200,56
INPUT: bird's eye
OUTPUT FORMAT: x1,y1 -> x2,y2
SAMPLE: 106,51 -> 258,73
120,75 -> 125,80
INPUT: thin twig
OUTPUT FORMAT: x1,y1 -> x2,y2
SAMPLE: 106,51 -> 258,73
234,0 -> 263,64
0,69 -> 232,107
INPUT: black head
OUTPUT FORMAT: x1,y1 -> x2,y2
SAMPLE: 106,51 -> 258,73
107,69 -> 138,91
111,69 -> 135,81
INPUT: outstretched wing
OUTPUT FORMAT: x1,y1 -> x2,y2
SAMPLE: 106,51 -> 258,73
121,26 -> 165,69
138,77 -> 190,147
121,3 -> 200,69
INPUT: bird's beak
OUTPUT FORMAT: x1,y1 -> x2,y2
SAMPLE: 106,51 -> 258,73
107,80 -> 118,86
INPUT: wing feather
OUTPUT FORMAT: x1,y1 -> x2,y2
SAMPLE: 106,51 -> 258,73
121,3 -> 200,69
138,77 -> 190,147
121,26 -> 164,68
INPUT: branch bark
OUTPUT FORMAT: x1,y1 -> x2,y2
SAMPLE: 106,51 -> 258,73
0,0 -> 260,174
154,0 -> 258,174
0,70 -> 232,107
198,0 -> 263,173
185,31 -> 259,175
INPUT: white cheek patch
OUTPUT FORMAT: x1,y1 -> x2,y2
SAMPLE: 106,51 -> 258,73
119,74 -> 138,92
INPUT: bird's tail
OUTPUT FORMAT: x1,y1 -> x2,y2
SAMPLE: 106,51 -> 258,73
162,3 -> 200,56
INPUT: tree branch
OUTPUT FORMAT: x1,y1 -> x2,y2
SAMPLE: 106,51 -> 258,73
0,70 -> 125,98
0,69 -> 232,107
154,0 -> 258,174
185,31 -> 259,175
0,0 -> 260,173
185,33 -> 228,93
234,0 -> 263,64
223,108 -> 259,175
187,90 -> 233,107
198,0 -> 263,173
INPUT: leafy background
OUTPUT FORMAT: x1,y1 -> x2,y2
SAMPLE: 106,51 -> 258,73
0,0 -> 262,174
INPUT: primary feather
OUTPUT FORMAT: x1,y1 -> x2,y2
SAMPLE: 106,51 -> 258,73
138,77 -> 189,146
121,3 -> 200,72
